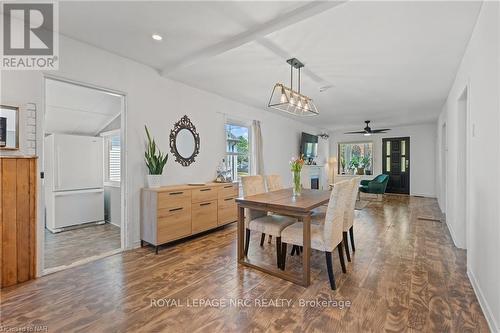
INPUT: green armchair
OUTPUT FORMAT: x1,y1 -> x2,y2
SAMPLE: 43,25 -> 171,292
359,174 -> 389,195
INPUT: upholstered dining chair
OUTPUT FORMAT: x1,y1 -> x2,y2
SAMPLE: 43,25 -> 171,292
241,175 -> 296,267
343,177 -> 361,262
264,174 -> 284,244
280,180 -> 352,290
265,174 -> 283,192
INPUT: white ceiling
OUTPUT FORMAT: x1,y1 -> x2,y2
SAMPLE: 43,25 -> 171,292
45,79 -> 122,136
58,1 -> 482,131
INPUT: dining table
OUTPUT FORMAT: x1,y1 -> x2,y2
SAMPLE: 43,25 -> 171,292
236,188 -> 331,287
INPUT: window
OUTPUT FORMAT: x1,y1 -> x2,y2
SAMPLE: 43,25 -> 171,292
338,142 -> 373,175
225,123 -> 251,181
103,132 -> 121,184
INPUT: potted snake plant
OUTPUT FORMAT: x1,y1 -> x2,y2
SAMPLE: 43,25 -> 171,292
144,125 -> 168,188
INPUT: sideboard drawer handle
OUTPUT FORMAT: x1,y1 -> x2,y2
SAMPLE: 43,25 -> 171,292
169,207 -> 183,212
170,191 -> 183,195
224,198 -> 234,201
200,188 -> 211,192
224,185 -> 233,188
200,202 -> 211,206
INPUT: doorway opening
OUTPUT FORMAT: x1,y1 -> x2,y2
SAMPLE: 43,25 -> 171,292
457,86 -> 468,249
42,77 -> 126,273
382,137 -> 410,194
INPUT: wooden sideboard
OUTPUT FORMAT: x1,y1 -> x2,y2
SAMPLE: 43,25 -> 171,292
0,156 -> 37,288
141,182 -> 238,253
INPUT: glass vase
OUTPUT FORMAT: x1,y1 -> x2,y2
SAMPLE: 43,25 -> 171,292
292,170 -> 302,196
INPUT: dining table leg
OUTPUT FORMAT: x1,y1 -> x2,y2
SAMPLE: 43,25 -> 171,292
302,214 -> 311,287
237,206 -> 245,262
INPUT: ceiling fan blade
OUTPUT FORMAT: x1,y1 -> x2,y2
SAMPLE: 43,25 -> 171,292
344,131 -> 367,134
371,129 -> 391,133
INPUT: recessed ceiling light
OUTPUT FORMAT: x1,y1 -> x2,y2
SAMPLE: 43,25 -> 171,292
152,33 -> 163,41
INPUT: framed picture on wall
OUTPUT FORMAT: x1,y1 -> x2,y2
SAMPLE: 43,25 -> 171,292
0,105 -> 19,150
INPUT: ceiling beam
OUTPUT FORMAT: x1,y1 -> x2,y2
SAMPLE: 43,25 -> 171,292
160,1 -> 347,77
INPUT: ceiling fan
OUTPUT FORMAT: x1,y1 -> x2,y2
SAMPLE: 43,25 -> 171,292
344,121 -> 391,136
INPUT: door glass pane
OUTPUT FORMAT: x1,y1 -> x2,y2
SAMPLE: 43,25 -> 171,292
386,157 -> 391,172
401,157 -> 406,172
386,141 -> 390,156
402,140 -> 406,155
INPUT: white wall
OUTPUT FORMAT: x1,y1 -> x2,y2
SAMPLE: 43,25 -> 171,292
330,123 -> 437,197
104,186 -> 121,227
0,35 -> 326,252
436,2 -> 500,331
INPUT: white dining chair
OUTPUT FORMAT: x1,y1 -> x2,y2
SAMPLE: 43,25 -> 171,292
241,175 -> 296,268
280,180 -> 352,290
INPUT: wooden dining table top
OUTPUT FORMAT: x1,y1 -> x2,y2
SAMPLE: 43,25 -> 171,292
235,188 -> 331,214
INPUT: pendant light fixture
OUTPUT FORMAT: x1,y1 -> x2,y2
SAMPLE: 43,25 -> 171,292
268,58 -> 319,116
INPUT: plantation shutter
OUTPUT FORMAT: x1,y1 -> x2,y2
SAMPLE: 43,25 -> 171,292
109,135 -> 121,182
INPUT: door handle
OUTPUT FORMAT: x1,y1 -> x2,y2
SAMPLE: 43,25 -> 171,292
200,188 -> 211,192
200,202 -> 211,206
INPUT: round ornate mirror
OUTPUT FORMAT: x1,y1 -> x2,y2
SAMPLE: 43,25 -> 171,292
176,129 -> 195,158
169,115 -> 200,166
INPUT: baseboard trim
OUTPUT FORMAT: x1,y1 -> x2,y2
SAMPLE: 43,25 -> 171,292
445,219 -> 465,249
467,269 -> 500,333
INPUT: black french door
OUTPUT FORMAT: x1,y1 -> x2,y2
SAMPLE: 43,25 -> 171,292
382,137 -> 410,194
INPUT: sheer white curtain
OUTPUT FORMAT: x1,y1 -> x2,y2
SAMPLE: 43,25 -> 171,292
251,120 -> 264,175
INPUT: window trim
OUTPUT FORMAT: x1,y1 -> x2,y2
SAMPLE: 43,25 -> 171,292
225,121 -> 252,181
101,129 -> 121,187
337,140 -> 374,175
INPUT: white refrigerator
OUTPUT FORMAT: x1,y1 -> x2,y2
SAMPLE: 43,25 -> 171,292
44,133 -> 104,233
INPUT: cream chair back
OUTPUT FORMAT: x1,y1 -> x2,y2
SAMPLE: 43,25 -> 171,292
343,177 -> 361,231
241,175 -> 266,196
266,175 -> 283,192
322,180 -> 352,251
241,175 -> 267,221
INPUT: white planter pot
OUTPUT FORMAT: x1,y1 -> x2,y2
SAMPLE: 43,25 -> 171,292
147,175 -> 162,188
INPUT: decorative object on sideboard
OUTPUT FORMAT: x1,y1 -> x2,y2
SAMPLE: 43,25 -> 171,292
268,58 -> 319,117
144,125 -> 168,188
215,158 -> 232,183
169,115 -> 200,167
0,105 -> 19,150
290,155 -> 305,196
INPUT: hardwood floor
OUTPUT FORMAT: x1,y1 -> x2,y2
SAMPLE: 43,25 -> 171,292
1,196 -> 489,332
44,223 -> 121,269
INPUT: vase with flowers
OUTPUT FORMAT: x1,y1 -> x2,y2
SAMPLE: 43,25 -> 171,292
290,155 -> 305,196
